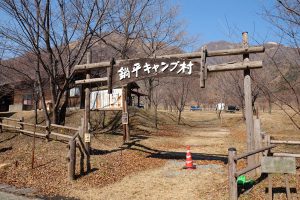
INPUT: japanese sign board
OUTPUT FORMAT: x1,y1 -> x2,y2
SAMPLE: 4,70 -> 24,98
122,112 -> 128,124
261,157 -> 296,174
90,88 -> 122,110
111,58 -> 200,86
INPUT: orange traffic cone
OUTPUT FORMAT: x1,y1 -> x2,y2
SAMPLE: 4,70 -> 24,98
183,146 -> 196,169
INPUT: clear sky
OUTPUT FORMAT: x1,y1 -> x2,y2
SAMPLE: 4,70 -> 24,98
174,0 -> 276,46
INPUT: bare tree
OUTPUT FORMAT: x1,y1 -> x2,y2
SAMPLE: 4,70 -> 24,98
139,0 -> 196,110
261,0 -> 300,129
165,77 -> 191,124
0,0 -> 112,124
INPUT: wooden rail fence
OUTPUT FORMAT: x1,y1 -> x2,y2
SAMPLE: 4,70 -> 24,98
228,145 -> 276,200
264,134 -> 300,158
0,116 -> 90,180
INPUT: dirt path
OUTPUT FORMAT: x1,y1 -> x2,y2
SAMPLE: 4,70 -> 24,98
70,112 -> 232,200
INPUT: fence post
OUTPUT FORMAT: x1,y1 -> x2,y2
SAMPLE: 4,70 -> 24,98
0,118 -> 2,133
80,118 -> 84,138
19,117 -> 24,135
254,118 -> 262,176
78,124 -> 84,175
79,121 -> 90,172
228,148 -> 238,200
45,120 -> 50,141
68,139 -> 76,180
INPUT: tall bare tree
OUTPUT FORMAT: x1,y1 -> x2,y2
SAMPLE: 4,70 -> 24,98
0,0 -> 112,124
166,77 -> 191,124
261,0 -> 300,129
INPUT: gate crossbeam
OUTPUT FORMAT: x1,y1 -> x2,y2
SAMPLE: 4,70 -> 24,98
73,46 -> 264,72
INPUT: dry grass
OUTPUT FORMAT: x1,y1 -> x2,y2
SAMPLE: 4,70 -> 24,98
0,108 -> 299,199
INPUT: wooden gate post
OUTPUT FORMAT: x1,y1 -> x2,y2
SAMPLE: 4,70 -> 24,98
84,51 -> 91,154
242,32 -> 255,169
68,139 -> 76,180
254,118 -> 262,176
45,120 -> 51,141
80,117 -> 90,172
122,85 -> 130,143
228,148 -> 238,200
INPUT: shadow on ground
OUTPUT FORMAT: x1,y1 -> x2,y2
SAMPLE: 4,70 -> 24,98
90,135 -> 228,164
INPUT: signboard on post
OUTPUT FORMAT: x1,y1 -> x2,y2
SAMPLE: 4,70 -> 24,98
122,112 -> 128,125
90,88 -> 123,110
112,58 -> 200,86
261,157 -> 296,174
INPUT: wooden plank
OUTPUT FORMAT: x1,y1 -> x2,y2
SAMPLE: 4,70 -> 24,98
208,60 -> 262,72
74,46 -> 265,71
74,60 -> 262,87
206,46 -> 265,57
0,123 -> 20,129
235,163 -> 261,177
285,174 -> 291,200
50,124 -> 79,131
96,108 -> 122,111
111,57 -> 197,87
228,148 -> 238,200
261,157 -> 296,174
0,117 -> 20,122
19,129 -> 47,137
234,145 -> 276,160
272,153 -> 300,158
270,140 -> 300,145
50,132 -> 73,139
75,77 -> 108,85
17,121 -> 47,129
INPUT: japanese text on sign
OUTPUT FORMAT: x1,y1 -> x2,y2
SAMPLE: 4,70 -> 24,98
118,60 -> 193,80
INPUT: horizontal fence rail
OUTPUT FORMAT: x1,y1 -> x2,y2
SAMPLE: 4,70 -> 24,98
270,140 -> 300,145
0,116 -> 90,181
234,145 -> 276,161
228,144 -> 276,200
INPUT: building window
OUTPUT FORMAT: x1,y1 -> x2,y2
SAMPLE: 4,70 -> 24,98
69,87 -> 80,97
23,94 -> 33,105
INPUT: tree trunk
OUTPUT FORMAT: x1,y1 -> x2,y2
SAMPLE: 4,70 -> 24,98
268,96 -> 272,114
147,79 -> 153,109
217,110 -> 222,119
50,77 -> 59,124
36,67 -> 50,125
58,93 -> 68,125
154,105 -> 158,128
177,110 -> 182,125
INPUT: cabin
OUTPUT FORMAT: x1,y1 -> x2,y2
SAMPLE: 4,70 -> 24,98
0,79 -> 145,112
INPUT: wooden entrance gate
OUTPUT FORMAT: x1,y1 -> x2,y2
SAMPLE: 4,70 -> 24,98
74,32 -> 265,169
